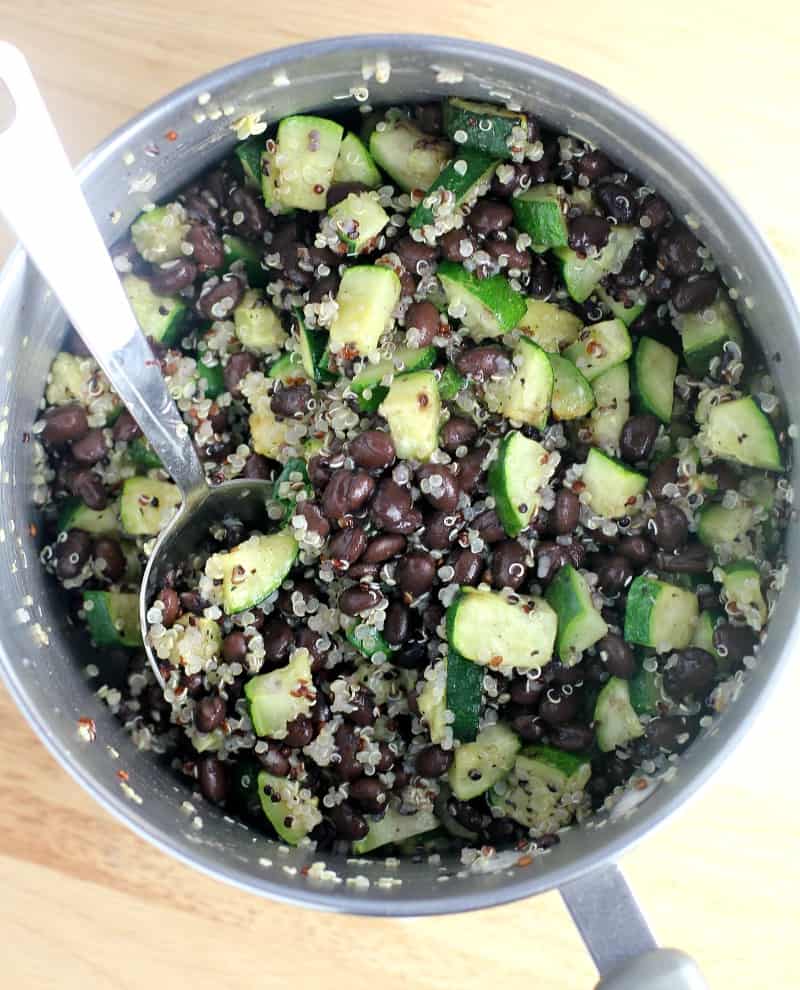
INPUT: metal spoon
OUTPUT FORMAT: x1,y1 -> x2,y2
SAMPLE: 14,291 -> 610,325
0,45 -> 275,682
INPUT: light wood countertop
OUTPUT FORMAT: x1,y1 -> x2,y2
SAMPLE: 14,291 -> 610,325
1,3 -> 798,987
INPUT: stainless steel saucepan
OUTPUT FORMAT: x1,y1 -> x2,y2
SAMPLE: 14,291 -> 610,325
0,35 -> 797,989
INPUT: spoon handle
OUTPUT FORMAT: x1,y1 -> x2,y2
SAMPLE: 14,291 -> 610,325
0,44 -> 207,507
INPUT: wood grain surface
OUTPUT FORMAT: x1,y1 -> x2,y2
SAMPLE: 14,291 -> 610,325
1,3 -> 799,988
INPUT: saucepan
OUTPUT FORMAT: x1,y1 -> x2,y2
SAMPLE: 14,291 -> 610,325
0,35 -> 797,989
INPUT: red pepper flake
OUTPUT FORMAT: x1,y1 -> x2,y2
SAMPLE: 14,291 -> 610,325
290,681 -> 315,700
117,769 -> 129,782
573,481 -> 586,493
21,431 -> 31,443
625,495 -> 637,506
78,716 -> 96,742
300,864 -> 311,876
417,392 -> 429,409
489,655 -> 504,668
480,845 -> 495,857
634,777 -> 649,791
28,522 -> 38,538
313,183 -> 325,194
165,130 -> 178,142
341,344 -> 358,361
515,838 -> 528,851
517,855 -> 533,868
587,340 -> 604,357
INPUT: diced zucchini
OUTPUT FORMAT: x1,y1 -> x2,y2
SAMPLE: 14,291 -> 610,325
448,723 -> 520,800
272,457 -> 312,522
346,623 -> 391,659
257,770 -> 322,845
721,560 -> 767,628
702,396 -> 782,471
442,98 -> 526,160
260,147 -> 282,213
120,477 -> 181,536
633,336 -> 678,424
554,226 -> 639,303
128,438 -> 162,469
417,659 -> 447,745
168,616 -> 222,666
235,138 -> 263,187
446,588 -> 558,670
233,288 -> 287,354
378,370 -> 441,462
437,261 -> 526,340
130,203 -> 189,263
213,529 -> 298,615
272,115 -> 344,211
329,265 -> 401,357
545,564 -> 608,665
512,184 -> 568,249
488,430 -> 557,537
595,285 -> 646,327
492,337 -> 553,428
581,447 -> 647,519
58,497 -> 119,535
628,663 -> 664,715
516,299 -> 583,353
328,191 -> 390,254
245,648 -> 315,738
624,576 -> 699,652
436,364 -> 466,401
549,353 -> 595,420
267,351 -> 308,385
352,805 -> 440,854
446,648 -> 484,742
83,591 -> 141,647
697,502 -> 755,559
564,318 -> 632,382
588,363 -> 630,456
349,345 -> 437,412
122,274 -> 186,344
675,298 -> 744,377
249,404 -> 292,461
222,234 -> 266,287
369,117 -> 452,193
490,745 -> 590,833
333,132 -> 382,188
295,310 -> 334,384
593,677 -> 645,752
409,149 -> 498,229
195,359 -> 224,400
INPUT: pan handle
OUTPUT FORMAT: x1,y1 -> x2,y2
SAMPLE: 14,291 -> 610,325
560,863 -> 708,989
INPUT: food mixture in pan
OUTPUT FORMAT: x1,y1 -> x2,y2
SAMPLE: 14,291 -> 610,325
33,98 -> 792,856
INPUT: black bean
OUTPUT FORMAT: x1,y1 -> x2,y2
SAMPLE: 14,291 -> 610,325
662,648 -> 716,701
539,686 -> 580,725
417,463 -> 460,512
111,412 -> 140,447
597,182 -> 638,224
657,224 -> 702,277
55,529 -> 92,580
326,181 -> 371,209
597,633 -> 636,678
375,743 -> 396,773
198,755 -> 228,804
222,351 -> 256,398
157,588 -> 181,627
510,711 -> 546,742
568,214 -> 610,254
349,687 -> 378,728
349,430 -> 396,471
222,631 -> 248,664
363,534 -> 407,565
295,627 -> 326,670
71,428 -> 107,467
648,457 -> 679,499
66,466 -> 106,509
618,534 -> 654,566
491,161 -> 534,198
328,526 -> 367,568
307,453 -> 332,489
414,102 -> 443,134
510,674 -> 546,707
416,745 -> 453,778
552,488 -> 580,535
183,193 -> 219,229
179,591 -> 206,615
308,273 -> 340,303
454,445 -> 489,491
671,274 -> 718,314
595,554 -> 634,595
229,186 -> 270,239
384,600 -> 412,645
370,479 -> 422,535
420,511 -> 457,550
646,715 -> 693,752
258,743 -> 291,777
649,504 -> 689,551
197,274 -> 243,320
455,346 -> 512,382
548,659 -> 585,685
484,236 -> 532,271
405,301 -> 442,347
333,723 -> 364,781
150,258 -> 197,295
576,150 -> 612,183
620,414 -> 660,463
196,695 -> 226,733
296,502 -> 330,542
93,537 -> 126,582
709,461 -> 739,492
278,579 -> 319,617
491,540 -> 527,590
330,801 -> 369,841
187,224 -> 224,270
396,551 -> 437,598
535,541 -> 586,583
452,548 -> 483,586
270,383 -> 312,418
242,452 -> 272,480
262,619 -> 294,663
440,227 -> 477,262
467,199 -> 513,234
283,714 -> 316,748
42,404 -> 89,445
323,469 -> 376,520
450,797 -> 491,834
713,622 -> 757,665
422,604 -> 444,635
654,544 -> 711,575
345,562 -> 380,581
472,508 -> 506,544
392,638 -> 429,669
394,236 -> 439,277
549,723 -> 595,751
528,255 -> 555,298
639,194 -> 671,233
339,585 -> 383,616
644,270 -> 674,303
349,776 -> 389,814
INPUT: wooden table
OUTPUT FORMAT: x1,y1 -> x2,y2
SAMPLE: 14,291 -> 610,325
1,3 -> 799,987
